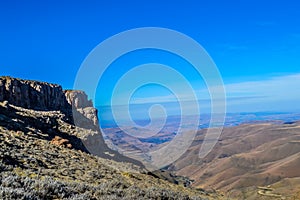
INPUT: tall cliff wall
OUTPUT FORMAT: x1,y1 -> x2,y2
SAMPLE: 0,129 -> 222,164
0,76 -> 99,129
64,90 -> 99,129
0,76 -> 68,111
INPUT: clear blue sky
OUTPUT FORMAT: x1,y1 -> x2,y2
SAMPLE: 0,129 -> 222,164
1,0 -> 300,112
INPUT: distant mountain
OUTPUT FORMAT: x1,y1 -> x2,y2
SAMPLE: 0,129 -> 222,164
101,112 -> 300,167
0,76 -> 222,199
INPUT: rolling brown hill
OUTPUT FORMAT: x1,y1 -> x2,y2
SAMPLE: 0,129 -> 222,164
169,122 -> 300,199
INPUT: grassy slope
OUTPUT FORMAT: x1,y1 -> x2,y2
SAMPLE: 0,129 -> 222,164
0,102 -> 223,200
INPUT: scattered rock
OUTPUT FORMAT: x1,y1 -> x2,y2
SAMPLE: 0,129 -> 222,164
50,136 -> 72,149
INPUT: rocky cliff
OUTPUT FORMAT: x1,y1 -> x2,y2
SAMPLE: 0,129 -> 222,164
64,90 -> 99,130
0,76 -> 68,111
0,76 -> 98,129
0,76 -> 141,164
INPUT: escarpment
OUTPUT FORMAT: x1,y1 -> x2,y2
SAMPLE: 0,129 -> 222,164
0,76 -> 69,111
0,76 -> 142,165
0,77 -> 98,129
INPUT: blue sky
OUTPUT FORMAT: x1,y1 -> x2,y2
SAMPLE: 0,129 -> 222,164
1,0 -> 300,113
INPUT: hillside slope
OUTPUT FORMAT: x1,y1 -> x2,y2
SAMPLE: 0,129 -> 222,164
0,76 -> 222,199
170,122 -> 300,199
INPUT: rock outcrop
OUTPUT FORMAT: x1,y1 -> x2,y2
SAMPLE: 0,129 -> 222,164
0,76 -> 68,111
64,90 -> 93,109
0,76 -> 100,131
0,76 -> 143,165
64,90 -> 99,129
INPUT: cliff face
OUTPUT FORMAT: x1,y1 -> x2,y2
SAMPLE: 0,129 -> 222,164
0,76 -> 142,165
0,76 -> 99,129
0,76 -> 68,111
64,90 -> 99,128
64,90 -> 93,109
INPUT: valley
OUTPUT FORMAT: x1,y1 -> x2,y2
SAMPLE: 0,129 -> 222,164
101,114 -> 300,199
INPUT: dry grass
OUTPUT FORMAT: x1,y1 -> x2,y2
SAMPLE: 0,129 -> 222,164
0,102 -> 220,200
172,122 -> 300,199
